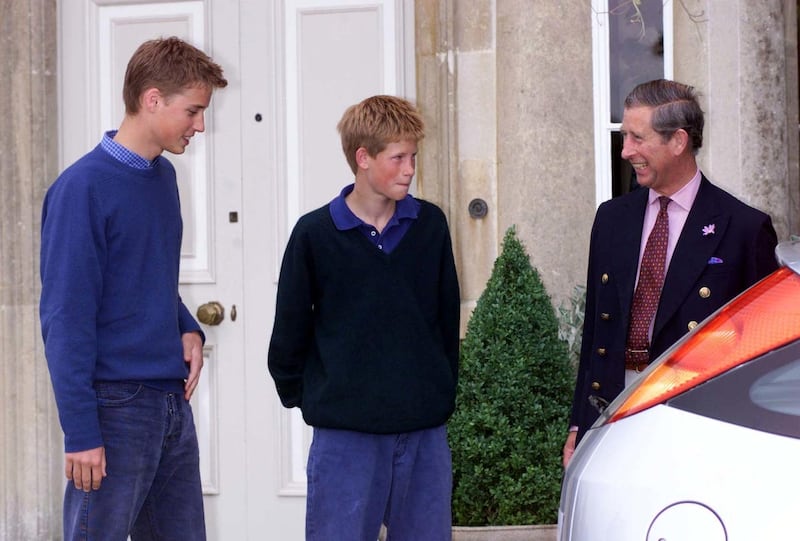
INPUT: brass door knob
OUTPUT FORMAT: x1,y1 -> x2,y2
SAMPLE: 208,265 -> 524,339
197,301 -> 225,326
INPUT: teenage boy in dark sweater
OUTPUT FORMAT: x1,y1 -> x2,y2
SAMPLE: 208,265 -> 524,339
268,95 -> 460,540
40,37 -> 226,540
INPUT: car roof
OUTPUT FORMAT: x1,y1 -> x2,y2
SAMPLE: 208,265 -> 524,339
776,239 -> 800,274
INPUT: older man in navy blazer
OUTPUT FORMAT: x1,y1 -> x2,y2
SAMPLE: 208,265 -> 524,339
563,79 -> 778,466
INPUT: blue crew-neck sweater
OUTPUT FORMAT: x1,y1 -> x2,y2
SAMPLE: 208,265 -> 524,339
268,200 -> 461,434
40,144 -> 202,452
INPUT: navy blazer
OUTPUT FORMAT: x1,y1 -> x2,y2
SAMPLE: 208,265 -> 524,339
570,176 -> 778,439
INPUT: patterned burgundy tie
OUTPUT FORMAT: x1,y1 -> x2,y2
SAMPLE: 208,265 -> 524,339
625,196 -> 671,367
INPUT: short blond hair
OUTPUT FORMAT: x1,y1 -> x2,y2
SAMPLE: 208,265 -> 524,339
337,95 -> 425,174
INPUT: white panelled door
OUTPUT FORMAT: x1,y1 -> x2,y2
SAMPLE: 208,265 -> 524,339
59,1 -> 413,539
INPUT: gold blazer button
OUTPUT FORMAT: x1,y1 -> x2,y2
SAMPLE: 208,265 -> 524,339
601,273 -> 609,284
688,320 -> 698,330
699,286 -> 711,298
591,382 -> 601,390
600,312 -> 611,321
597,348 -> 607,356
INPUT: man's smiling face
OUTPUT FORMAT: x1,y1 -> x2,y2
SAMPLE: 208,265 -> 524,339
620,105 -> 684,195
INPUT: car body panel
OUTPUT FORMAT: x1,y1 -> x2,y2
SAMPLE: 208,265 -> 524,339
559,404 -> 800,540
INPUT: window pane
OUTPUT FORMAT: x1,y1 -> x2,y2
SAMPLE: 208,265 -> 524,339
751,360 -> 800,416
609,0 -> 665,122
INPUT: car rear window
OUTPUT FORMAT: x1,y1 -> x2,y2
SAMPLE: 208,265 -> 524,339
668,340 -> 800,439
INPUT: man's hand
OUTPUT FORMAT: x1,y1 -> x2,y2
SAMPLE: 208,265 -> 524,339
562,431 -> 577,468
182,331 -> 204,400
66,446 -> 106,491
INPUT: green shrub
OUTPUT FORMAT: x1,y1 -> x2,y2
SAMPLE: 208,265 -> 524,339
449,226 -> 574,526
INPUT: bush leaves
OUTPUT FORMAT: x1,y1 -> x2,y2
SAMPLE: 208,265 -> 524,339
449,226 -> 574,526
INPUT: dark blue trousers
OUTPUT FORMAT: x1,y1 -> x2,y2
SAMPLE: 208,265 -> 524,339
306,425 -> 452,541
63,383 -> 205,541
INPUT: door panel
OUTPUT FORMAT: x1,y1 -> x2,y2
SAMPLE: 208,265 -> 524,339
241,0 -> 415,512
58,0 -> 245,537
63,1 -> 214,280
289,2 -> 397,215
60,0 -> 414,538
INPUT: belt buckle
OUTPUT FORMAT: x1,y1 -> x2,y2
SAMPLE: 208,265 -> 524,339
625,348 -> 650,373
626,348 -> 649,372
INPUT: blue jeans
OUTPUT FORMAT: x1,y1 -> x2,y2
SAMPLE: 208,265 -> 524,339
63,382 -> 205,541
306,425 -> 452,541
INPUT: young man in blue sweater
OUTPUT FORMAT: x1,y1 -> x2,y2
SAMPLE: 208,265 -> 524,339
268,95 -> 461,540
40,37 -> 226,540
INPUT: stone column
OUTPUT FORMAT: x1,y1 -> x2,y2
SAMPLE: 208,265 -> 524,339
0,0 -> 63,538
495,1 -> 596,305
416,0 -> 499,333
786,0 -> 800,233
734,0 -> 798,239
677,0 -> 799,240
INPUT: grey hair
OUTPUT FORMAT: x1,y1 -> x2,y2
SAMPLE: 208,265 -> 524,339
624,79 -> 704,154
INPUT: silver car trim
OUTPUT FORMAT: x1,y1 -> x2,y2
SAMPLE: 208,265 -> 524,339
775,238 -> 800,274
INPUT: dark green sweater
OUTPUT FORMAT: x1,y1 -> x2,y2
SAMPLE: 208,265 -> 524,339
268,200 -> 460,433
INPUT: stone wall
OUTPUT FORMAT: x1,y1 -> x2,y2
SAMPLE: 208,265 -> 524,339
0,0 -> 63,538
494,1 -> 596,309
417,0 -> 800,329
677,0 -> 800,241
416,0 -> 596,330
1,1 -> 797,538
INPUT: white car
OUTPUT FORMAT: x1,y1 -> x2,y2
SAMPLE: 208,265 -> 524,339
558,240 -> 800,541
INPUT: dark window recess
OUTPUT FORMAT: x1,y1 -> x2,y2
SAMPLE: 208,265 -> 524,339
611,131 -> 639,197
668,340 -> 800,440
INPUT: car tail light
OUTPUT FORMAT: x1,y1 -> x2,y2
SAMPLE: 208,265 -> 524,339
606,268 -> 800,424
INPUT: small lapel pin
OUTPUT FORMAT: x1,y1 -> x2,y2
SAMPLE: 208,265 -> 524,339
708,257 -> 723,264
702,224 -> 715,236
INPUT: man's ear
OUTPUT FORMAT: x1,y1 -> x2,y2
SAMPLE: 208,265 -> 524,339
355,147 -> 371,170
141,88 -> 162,112
670,128 -> 689,156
